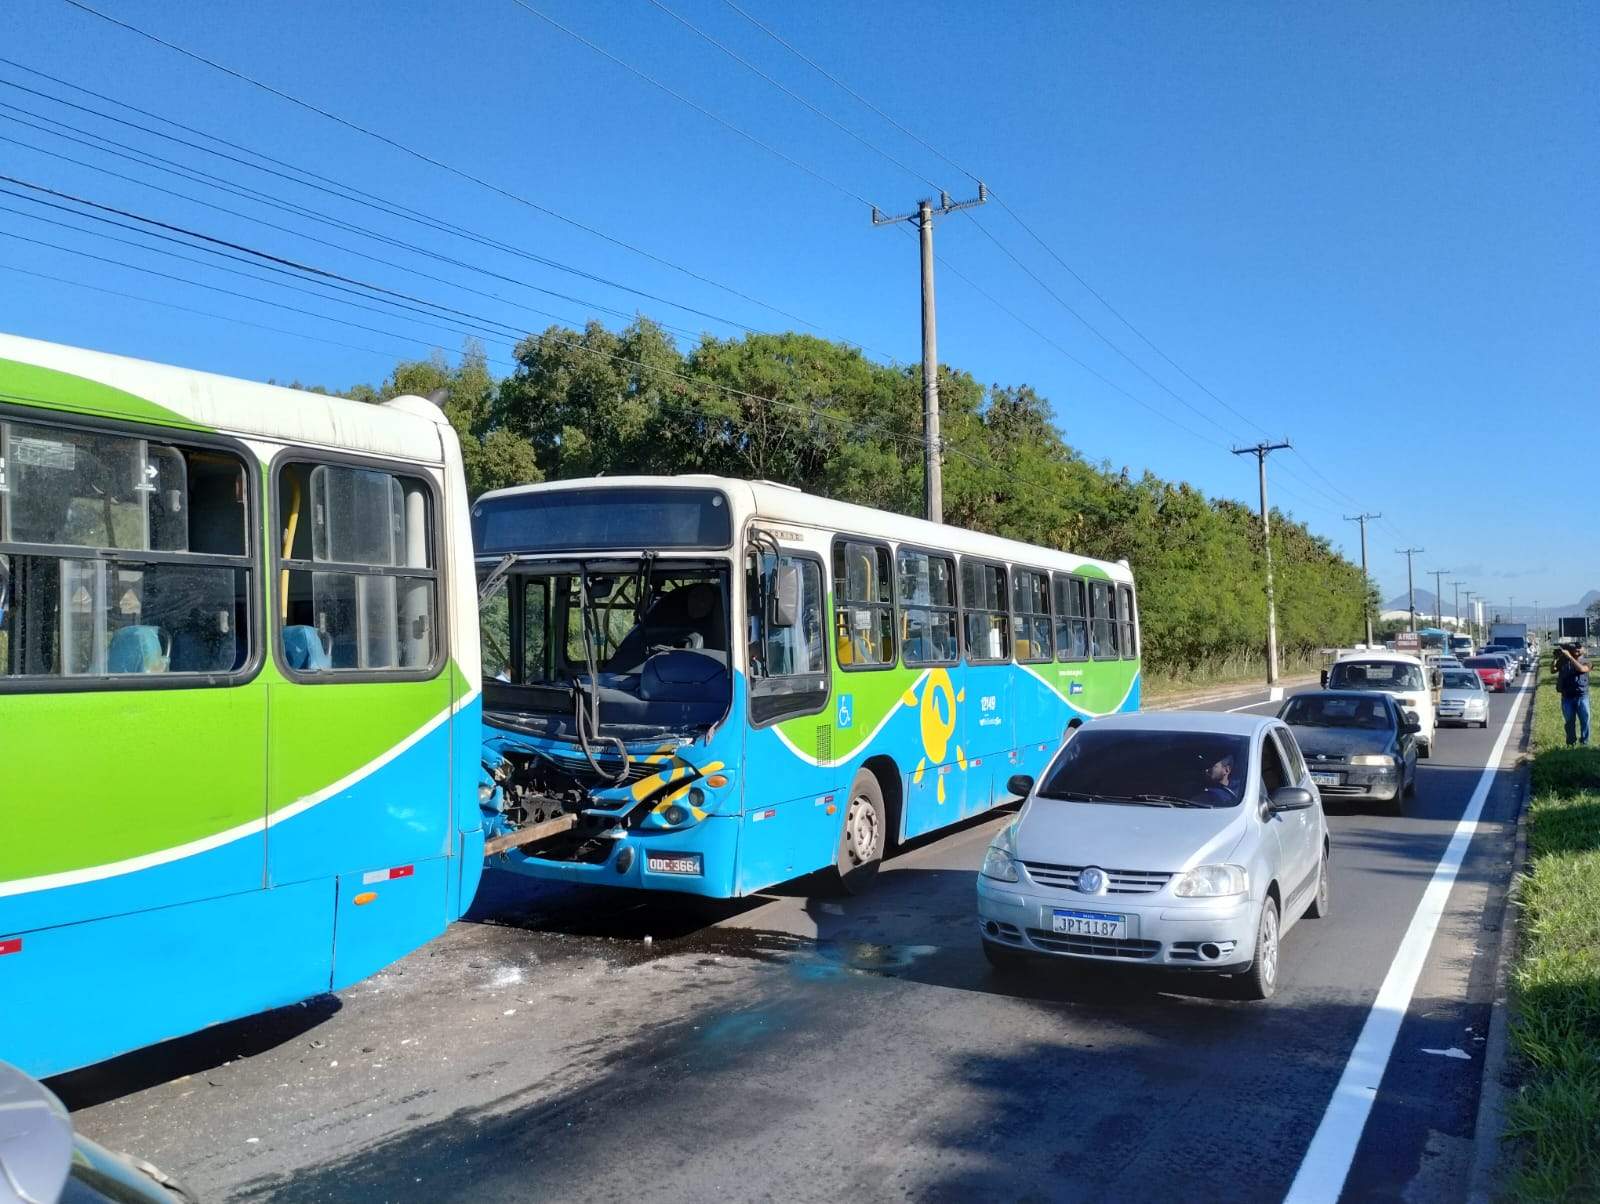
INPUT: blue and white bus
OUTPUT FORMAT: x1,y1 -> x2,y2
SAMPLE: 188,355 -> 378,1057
473,476 -> 1142,896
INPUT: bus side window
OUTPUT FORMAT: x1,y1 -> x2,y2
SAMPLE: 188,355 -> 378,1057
1090,580 -> 1115,659
896,548 -> 958,666
1052,573 -> 1089,661
0,418 -> 251,684
278,461 -> 438,676
747,550 -> 827,724
1117,585 -> 1138,660
1011,568 -> 1052,663
832,539 -> 893,668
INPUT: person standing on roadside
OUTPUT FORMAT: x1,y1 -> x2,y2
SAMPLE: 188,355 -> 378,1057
1554,640 -> 1591,746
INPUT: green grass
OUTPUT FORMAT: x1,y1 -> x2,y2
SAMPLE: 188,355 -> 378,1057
1141,648 -> 1323,700
1505,664 -> 1600,1202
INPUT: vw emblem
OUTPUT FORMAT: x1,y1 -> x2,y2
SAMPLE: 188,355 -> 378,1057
1077,866 -> 1107,895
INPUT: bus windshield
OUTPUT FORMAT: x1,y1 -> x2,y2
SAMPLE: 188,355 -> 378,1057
480,560 -> 732,738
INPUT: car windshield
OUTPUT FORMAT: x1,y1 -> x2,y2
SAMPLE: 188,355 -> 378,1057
1443,670 -> 1481,689
1464,657 -> 1501,669
1327,660 -> 1426,692
1282,695 -> 1391,729
1036,728 -> 1253,809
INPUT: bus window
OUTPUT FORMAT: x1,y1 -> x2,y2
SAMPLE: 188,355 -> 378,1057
278,461 -> 437,675
0,418 -> 251,682
1052,573 -> 1089,661
1012,568 -> 1052,663
747,550 -> 827,724
1117,584 -> 1138,659
961,559 -> 1009,663
1090,580 -> 1115,659
896,548 -> 958,666
832,539 -> 894,668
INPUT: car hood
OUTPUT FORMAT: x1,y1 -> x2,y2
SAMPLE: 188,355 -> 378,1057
1439,688 -> 1485,703
1011,797 -> 1247,873
1287,725 -> 1394,758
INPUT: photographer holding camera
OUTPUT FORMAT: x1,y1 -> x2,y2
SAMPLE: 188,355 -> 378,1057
1555,639 -> 1592,746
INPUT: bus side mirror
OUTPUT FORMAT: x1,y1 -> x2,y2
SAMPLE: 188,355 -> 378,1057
769,564 -> 800,629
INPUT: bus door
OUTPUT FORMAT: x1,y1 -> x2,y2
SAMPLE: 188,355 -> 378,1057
958,559 -> 1014,817
269,458 -> 453,990
739,547 -> 836,893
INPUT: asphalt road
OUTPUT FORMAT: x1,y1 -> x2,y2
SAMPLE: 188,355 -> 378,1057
54,677 -> 1533,1204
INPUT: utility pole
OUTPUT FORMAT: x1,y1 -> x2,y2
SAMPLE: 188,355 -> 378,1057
1465,591 -> 1477,641
1396,547 -> 1425,633
1345,512 -> 1381,646
1429,568 -> 1449,628
1234,440 -> 1292,686
872,184 -> 988,524
1450,579 -> 1465,632
1508,596 -> 1516,626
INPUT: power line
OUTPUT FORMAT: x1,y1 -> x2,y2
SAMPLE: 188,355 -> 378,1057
53,1 -> 864,342
0,72 -> 793,340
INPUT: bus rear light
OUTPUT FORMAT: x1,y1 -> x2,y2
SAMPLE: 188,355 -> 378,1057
353,892 -> 378,906
0,938 -> 21,956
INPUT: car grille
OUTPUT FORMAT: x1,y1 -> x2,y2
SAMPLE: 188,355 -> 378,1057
1020,862 -> 1173,894
1307,753 -> 1349,765
1025,930 -> 1161,959
1316,783 -> 1371,796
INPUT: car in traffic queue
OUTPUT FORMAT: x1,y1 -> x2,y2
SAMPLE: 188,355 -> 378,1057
1438,667 -> 1491,728
976,711 -> 1330,1001
1463,654 -> 1509,692
1276,690 -> 1419,809
1479,644 -> 1524,675
1322,651 -> 1438,757
0,1060 -> 195,1203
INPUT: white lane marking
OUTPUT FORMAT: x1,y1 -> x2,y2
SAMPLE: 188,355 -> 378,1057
1226,698 -> 1280,713
1282,681 -> 1528,1204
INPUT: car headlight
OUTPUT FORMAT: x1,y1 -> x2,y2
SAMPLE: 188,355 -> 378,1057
980,845 -> 1020,883
1172,863 -> 1248,897
1349,754 -> 1397,767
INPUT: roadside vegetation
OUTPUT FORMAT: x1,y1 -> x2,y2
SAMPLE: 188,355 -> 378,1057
318,326 -> 1373,682
1506,661 -> 1600,1200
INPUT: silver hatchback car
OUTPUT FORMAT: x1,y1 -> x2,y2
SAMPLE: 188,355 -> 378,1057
976,712 -> 1331,1000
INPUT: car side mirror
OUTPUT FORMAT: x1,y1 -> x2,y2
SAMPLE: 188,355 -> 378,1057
1402,712 -> 1421,734
1006,774 -> 1034,799
1270,786 -> 1315,812
1319,669 -> 1329,688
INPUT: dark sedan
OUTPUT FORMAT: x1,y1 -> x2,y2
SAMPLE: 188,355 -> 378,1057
1276,690 -> 1419,810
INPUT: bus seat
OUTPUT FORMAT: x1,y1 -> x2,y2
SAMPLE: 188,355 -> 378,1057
283,624 -> 332,671
108,625 -> 169,674
639,649 -> 729,702
1015,638 -> 1032,660
836,629 -> 854,666
170,627 -> 237,673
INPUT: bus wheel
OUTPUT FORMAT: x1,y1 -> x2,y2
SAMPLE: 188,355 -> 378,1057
835,769 -> 886,893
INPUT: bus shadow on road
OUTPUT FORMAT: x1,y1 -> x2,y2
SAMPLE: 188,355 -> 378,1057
46,993 -> 343,1112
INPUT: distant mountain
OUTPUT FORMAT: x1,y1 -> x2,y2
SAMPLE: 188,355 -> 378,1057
1384,588 -> 1600,621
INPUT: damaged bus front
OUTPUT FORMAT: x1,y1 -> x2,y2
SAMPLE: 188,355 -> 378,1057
473,481 -> 755,896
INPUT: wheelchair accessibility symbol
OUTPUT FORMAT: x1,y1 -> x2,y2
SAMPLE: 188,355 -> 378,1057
837,694 -> 854,730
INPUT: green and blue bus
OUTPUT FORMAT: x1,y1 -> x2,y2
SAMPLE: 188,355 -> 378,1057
472,477 -> 1142,896
0,334 -> 483,1079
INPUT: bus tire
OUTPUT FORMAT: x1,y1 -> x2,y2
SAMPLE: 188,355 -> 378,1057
834,768 -> 886,894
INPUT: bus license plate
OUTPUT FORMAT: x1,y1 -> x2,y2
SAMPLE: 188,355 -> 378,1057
1051,909 -> 1126,939
646,852 -> 703,876
1311,772 -> 1341,786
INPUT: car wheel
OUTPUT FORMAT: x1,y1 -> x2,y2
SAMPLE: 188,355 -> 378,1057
1237,897 -> 1280,1001
1480,719 -> 1489,729
982,940 -> 1029,973
833,768 -> 885,894
1306,850 -> 1331,919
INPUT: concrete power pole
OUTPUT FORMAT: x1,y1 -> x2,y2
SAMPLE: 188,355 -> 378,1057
872,185 -> 988,524
1396,547 -> 1425,633
1234,440 -> 1292,686
1450,579 -> 1465,632
1429,568 -> 1449,628
1345,512 -> 1380,645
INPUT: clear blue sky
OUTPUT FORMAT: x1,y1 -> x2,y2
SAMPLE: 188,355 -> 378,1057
2,0 -> 1595,613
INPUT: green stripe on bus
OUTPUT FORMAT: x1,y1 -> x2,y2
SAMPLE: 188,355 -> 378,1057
0,358 -> 210,431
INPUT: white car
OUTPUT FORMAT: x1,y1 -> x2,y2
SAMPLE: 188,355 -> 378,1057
976,712 -> 1330,1000
1324,651 -> 1438,756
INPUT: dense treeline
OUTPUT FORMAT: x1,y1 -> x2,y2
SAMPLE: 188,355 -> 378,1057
343,320 -> 1374,674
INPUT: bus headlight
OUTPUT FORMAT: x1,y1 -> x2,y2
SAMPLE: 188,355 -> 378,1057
663,804 -> 688,826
